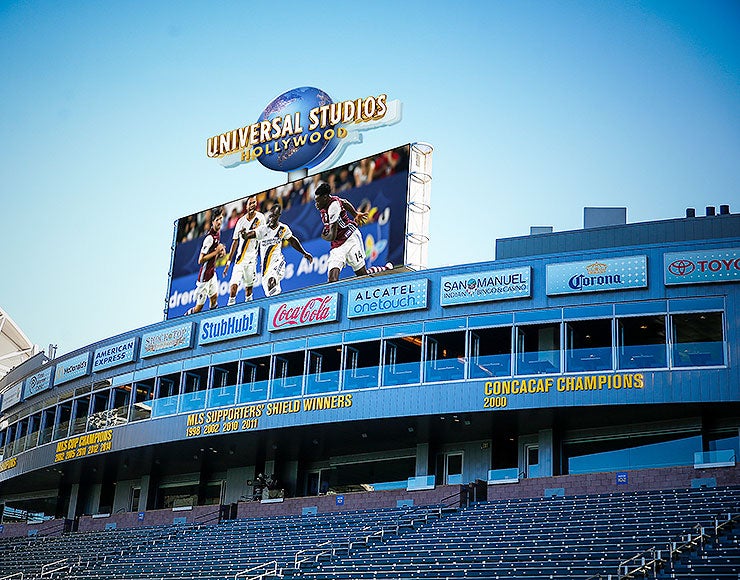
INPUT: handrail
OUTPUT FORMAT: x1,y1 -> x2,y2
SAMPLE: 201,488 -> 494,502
234,560 -> 281,580
612,509 -> 739,579
617,547 -> 664,578
40,557 -> 72,577
0,573 -> 24,580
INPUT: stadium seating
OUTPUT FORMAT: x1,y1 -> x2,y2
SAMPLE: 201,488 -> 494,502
0,486 -> 737,580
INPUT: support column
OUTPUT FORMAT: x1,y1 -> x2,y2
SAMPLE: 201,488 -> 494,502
66,483 -> 80,520
538,429 -> 554,478
415,443 -> 429,476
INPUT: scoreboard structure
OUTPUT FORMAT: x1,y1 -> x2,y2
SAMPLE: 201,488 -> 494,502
0,187 -> 737,525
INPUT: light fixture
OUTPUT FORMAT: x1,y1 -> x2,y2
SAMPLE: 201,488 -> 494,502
361,433 -> 368,439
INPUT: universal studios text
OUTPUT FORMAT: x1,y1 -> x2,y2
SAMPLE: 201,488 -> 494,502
206,94 -> 389,163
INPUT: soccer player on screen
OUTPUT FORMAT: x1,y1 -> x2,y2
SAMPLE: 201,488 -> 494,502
223,195 -> 264,305
242,204 -> 313,297
185,209 -> 226,315
314,182 -> 392,282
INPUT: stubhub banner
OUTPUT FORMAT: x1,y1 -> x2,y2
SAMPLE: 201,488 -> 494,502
347,279 -> 428,318
93,338 -> 137,372
199,308 -> 261,345
54,352 -> 90,386
546,256 -> 647,296
440,267 -> 530,306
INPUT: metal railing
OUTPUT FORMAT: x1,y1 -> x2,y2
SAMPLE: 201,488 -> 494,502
40,556 -> 79,578
588,510 -> 740,580
0,573 -> 24,580
234,561 -> 282,580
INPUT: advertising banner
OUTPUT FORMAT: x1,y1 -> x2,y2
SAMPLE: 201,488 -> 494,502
347,279 -> 428,318
198,307 -> 261,345
53,352 -> 90,386
268,293 -> 339,332
93,338 -> 137,373
664,248 -> 740,285
440,267 -> 531,306
546,256 -> 647,296
141,323 -> 195,358
167,145 -> 411,319
24,366 -> 53,399
1,383 -> 23,412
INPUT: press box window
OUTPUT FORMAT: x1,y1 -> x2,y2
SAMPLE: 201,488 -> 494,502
470,327 -> 511,378
671,312 -> 725,367
565,319 -> 612,372
516,323 -> 560,375
238,357 -> 270,404
425,331 -> 466,383
617,316 -> 667,369
342,340 -> 381,390
382,335 -> 422,386
307,346 -> 341,395
271,352 -> 305,399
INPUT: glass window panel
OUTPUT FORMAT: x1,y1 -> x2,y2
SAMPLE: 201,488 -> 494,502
470,327 -> 511,378
424,331 -> 466,383
617,316 -> 667,369
382,335 -> 422,386
306,346 -> 342,395
567,434 -> 701,474
238,357 -> 270,404
342,341 -> 380,390
271,352 -> 304,399
566,319 -> 612,372
516,323 -> 560,375
671,312 -> 725,367
129,379 -> 154,422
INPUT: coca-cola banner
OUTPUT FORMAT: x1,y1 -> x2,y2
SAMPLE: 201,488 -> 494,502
268,293 -> 339,332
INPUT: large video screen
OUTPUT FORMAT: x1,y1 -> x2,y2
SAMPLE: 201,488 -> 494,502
166,144 -> 411,319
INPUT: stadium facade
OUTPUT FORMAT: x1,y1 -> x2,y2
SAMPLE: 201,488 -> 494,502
0,204 -> 738,531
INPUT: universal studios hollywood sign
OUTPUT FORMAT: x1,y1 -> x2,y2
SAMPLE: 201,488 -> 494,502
207,86 -> 401,173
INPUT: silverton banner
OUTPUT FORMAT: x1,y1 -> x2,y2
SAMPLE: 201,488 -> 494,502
268,293 -> 339,332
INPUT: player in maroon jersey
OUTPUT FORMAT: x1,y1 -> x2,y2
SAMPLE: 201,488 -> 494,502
314,182 -> 392,283
186,209 -> 226,315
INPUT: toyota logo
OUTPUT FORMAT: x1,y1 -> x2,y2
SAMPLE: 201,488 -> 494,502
668,259 -> 695,276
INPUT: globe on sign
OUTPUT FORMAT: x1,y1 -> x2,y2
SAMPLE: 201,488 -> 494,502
257,87 -> 341,172
668,260 -> 695,277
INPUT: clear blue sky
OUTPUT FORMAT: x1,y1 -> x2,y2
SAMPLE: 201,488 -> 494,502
1,0 -> 738,356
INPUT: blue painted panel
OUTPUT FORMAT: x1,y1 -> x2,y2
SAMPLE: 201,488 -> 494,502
344,328 -> 382,343
241,344 -> 271,359
211,349 -> 240,365
273,338 -> 306,355
383,323 -> 423,338
668,297 -> 725,312
183,355 -> 210,371
157,361 -> 183,376
111,372 -> 134,387
133,367 -> 157,381
514,309 -> 562,323
563,305 -> 614,320
307,333 -> 343,349
424,318 -> 467,333
468,313 -> 514,328
615,301 -> 667,316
